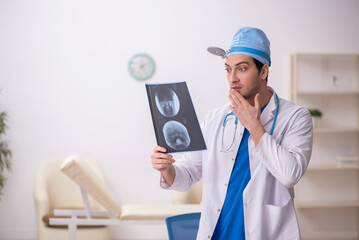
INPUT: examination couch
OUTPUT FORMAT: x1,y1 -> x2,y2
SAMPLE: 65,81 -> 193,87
34,155 -> 201,240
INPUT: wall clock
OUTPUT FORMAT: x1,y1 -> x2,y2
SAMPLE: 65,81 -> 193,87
128,53 -> 155,81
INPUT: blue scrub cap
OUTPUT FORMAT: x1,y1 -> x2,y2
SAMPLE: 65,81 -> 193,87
208,26 -> 271,66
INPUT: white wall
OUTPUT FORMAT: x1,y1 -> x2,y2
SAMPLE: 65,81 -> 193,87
0,0 -> 358,239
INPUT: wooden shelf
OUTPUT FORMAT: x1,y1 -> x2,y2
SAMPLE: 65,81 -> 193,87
293,53 -> 359,57
307,164 -> 359,171
313,128 -> 359,133
296,91 -> 359,96
296,201 -> 359,208
292,53 -> 359,238
303,238 -> 357,240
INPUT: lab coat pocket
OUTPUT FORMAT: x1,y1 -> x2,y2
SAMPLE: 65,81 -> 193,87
264,199 -> 300,240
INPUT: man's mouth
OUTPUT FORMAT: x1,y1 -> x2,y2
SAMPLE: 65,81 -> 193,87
231,86 -> 241,91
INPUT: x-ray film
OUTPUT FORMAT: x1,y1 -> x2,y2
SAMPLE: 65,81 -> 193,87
146,82 -> 207,153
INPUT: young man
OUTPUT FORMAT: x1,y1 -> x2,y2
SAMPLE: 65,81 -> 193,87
151,27 -> 313,239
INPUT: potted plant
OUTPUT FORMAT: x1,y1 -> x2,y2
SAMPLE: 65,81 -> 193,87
0,105 -> 12,199
308,108 -> 322,128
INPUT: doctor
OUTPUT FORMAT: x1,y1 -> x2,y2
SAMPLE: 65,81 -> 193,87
151,27 -> 313,240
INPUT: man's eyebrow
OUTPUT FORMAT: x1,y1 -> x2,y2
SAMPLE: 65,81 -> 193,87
224,61 -> 250,67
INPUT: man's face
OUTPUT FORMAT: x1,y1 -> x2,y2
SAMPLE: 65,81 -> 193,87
225,54 -> 263,100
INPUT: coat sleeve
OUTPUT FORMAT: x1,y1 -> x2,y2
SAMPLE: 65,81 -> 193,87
160,119 -> 207,192
253,107 -> 313,188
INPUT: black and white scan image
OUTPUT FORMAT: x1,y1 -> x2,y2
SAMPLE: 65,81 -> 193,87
163,120 -> 191,150
146,82 -> 206,153
155,86 -> 180,117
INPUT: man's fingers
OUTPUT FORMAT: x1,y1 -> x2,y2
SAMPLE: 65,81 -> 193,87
151,146 -> 175,169
153,163 -> 172,171
152,157 -> 175,171
229,94 -> 242,111
151,152 -> 173,161
228,95 -> 236,109
229,90 -> 239,103
152,146 -> 172,159
151,157 -> 175,164
229,89 -> 248,109
233,90 -> 246,103
154,146 -> 167,153
151,145 -> 175,173
230,89 -> 247,104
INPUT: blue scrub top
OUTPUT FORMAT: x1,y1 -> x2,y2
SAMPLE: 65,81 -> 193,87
212,128 -> 250,240
212,105 -> 267,240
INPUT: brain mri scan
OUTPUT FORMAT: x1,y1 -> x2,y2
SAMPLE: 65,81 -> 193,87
155,86 -> 180,117
162,120 -> 191,150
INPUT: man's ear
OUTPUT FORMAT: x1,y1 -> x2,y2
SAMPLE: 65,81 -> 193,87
261,64 -> 269,80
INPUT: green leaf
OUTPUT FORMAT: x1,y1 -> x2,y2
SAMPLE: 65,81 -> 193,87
0,112 -> 8,135
0,96 -> 12,199
0,174 -> 5,199
308,108 -> 322,117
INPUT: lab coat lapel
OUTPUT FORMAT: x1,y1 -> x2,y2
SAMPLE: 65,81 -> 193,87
260,90 -> 277,128
233,123 -> 245,154
248,89 -> 278,175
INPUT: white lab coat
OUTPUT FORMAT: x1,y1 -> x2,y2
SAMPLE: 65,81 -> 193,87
161,88 -> 313,240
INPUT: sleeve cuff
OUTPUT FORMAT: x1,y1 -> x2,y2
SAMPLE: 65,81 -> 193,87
159,164 -> 191,191
160,165 -> 180,190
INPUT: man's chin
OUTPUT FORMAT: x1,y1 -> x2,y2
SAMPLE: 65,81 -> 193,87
234,89 -> 247,98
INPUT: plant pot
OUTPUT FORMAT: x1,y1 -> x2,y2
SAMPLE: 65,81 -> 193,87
312,117 -> 319,128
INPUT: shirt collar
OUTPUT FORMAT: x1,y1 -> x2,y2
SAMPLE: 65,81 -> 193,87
260,87 -> 278,125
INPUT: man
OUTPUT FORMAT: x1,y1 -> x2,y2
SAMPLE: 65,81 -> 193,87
151,27 -> 313,239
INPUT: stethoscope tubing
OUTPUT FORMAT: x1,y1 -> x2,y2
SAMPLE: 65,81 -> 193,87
270,93 -> 280,135
221,93 -> 279,152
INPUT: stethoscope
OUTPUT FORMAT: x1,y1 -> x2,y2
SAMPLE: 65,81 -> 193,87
221,93 -> 280,152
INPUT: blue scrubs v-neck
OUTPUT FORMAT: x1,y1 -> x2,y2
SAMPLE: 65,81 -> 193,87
212,105 -> 267,240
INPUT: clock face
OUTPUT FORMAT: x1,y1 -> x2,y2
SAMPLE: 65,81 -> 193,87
128,54 -> 155,80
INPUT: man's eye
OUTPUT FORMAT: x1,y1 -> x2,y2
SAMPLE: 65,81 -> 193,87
239,67 -> 247,71
225,68 -> 231,72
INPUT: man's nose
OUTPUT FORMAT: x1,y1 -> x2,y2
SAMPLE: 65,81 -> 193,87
228,70 -> 238,83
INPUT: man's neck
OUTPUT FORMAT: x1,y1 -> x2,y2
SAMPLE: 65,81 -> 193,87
247,87 -> 272,107
259,87 -> 272,108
